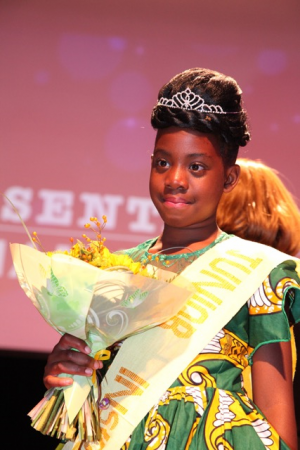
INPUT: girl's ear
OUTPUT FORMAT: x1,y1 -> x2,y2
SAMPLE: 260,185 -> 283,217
223,164 -> 240,192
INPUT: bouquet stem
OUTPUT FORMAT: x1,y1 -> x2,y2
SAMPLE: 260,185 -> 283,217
29,386 -> 101,444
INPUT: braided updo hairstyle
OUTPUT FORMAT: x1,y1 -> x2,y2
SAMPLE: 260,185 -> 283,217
151,68 -> 251,166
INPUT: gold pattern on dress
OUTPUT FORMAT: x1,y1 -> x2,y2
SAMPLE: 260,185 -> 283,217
179,359 -> 216,388
178,328 -> 249,383
248,275 -> 298,316
205,390 -> 251,450
184,418 -> 200,449
237,393 -> 279,450
220,330 -> 249,368
144,407 -> 171,449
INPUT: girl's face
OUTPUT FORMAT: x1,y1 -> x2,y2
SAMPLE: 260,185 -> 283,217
150,127 -> 239,231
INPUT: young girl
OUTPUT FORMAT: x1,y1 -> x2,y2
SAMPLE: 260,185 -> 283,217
44,68 -> 300,450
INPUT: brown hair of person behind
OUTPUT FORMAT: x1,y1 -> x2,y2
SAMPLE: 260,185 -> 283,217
217,158 -> 300,256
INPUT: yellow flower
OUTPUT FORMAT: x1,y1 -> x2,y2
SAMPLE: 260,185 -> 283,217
109,254 -> 142,274
33,217 -> 152,278
69,243 -> 82,258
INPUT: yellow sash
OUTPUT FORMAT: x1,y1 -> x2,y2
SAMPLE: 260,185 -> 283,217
68,236 -> 298,450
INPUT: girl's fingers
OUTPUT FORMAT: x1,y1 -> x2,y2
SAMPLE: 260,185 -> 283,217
44,374 -> 74,389
46,333 -> 99,368
43,334 -> 103,390
43,360 -> 102,388
47,348 -> 98,367
53,333 -> 91,354
44,360 -> 100,377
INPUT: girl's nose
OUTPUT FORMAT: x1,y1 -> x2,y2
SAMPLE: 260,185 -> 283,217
165,166 -> 188,190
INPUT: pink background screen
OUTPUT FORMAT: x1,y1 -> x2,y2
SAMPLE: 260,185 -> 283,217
0,0 -> 299,352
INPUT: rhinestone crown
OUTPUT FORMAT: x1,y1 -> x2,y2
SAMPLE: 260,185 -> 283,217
157,88 -> 237,114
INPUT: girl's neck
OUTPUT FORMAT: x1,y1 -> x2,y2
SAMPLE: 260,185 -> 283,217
149,224 -> 222,255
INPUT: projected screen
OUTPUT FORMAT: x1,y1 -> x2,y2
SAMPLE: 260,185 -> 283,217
1,0 -> 299,352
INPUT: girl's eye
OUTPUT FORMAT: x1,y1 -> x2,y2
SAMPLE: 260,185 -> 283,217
190,163 -> 204,172
155,158 -> 169,168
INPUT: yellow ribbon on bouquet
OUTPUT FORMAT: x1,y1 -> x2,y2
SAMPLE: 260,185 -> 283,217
92,349 -> 111,384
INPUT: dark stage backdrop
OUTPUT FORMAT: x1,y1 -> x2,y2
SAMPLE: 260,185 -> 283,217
0,1 -> 299,447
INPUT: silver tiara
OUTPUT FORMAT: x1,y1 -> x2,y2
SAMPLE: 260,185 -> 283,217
157,88 -> 237,114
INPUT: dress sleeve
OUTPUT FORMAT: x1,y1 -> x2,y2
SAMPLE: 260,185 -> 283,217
247,259 -> 300,364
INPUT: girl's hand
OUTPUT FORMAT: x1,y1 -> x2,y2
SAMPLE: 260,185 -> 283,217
43,333 -> 102,389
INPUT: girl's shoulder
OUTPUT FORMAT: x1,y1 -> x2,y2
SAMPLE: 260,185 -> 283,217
263,258 -> 300,323
245,259 -> 300,364
248,259 -> 300,325
269,258 -> 300,282
226,235 -> 300,290
225,257 -> 300,365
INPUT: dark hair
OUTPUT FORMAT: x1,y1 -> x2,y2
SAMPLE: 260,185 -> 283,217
151,68 -> 251,166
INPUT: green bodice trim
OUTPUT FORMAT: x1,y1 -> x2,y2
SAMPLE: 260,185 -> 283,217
123,232 -> 231,273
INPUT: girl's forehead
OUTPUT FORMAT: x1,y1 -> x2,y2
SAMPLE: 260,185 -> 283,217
154,127 -> 222,156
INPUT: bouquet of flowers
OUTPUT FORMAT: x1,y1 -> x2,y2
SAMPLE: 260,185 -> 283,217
10,216 -> 194,447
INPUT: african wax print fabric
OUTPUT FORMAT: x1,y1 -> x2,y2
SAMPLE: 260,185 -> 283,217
99,237 -> 300,450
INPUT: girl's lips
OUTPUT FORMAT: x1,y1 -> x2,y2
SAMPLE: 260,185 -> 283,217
163,197 -> 190,207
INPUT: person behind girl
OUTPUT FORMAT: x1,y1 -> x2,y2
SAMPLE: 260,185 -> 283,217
217,158 -> 300,256
43,68 -> 300,450
216,157 -> 300,443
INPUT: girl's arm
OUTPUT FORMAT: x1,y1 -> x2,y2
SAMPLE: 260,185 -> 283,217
43,333 -> 102,389
252,340 -> 298,450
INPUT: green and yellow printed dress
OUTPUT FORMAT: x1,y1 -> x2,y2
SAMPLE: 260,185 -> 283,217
101,234 -> 300,450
